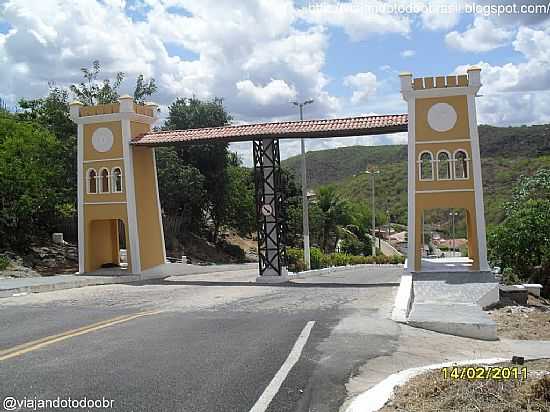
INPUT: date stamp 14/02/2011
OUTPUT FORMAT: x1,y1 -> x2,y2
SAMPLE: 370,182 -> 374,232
441,366 -> 528,381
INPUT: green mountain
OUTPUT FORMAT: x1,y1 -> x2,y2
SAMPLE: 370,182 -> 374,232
282,124 -> 550,226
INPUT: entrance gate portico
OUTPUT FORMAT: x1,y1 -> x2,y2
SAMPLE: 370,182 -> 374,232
70,68 -> 488,282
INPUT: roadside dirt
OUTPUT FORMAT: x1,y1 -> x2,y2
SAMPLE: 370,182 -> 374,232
487,295 -> 550,340
380,359 -> 550,412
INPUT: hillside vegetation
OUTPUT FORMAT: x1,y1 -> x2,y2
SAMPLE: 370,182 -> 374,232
282,124 -> 550,226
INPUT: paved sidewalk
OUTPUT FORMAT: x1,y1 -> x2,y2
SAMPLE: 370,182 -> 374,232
0,263 -> 258,298
340,293 -> 550,412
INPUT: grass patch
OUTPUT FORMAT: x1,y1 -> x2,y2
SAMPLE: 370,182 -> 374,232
0,255 -> 9,271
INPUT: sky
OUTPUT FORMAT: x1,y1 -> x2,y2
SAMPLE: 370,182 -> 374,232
1,0 -> 550,164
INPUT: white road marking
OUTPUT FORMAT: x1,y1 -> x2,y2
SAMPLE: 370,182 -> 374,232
249,321 -> 315,412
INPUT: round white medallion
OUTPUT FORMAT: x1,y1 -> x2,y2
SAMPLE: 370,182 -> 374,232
427,103 -> 457,132
91,127 -> 114,152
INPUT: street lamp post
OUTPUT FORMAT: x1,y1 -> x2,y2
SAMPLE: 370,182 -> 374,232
365,170 -> 381,256
386,209 -> 391,244
292,99 -> 314,270
449,210 -> 459,256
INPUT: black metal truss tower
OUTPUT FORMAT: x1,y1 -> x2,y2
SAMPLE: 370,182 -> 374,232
253,138 -> 287,277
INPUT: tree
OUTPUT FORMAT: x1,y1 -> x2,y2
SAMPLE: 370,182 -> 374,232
509,169 -> 550,209
165,97 -> 232,130
70,60 -> 124,105
488,169 -> 550,282
69,60 -> 156,106
488,199 -> 550,279
155,147 -> 207,233
317,185 -> 352,252
340,223 -> 372,255
0,115 -> 68,248
18,85 -> 75,141
18,85 -> 78,205
163,97 -> 232,241
225,164 -> 256,236
134,74 -> 157,104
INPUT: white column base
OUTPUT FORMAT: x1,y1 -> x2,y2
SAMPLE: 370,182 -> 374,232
256,266 -> 289,283
256,275 -> 289,284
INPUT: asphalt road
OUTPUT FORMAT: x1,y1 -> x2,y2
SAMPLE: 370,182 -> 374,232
0,265 -> 402,412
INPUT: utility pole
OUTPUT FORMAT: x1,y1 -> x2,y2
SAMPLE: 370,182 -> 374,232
366,170 -> 380,256
292,99 -> 314,270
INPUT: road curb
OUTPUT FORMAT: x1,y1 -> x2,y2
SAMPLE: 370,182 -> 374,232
391,274 -> 412,323
291,264 -> 405,280
0,273 -> 168,298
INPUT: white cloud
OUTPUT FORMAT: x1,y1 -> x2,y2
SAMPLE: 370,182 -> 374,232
513,25 -> 550,61
400,49 -> 415,58
419,0 -> 461,31
446,17 -> 514,52
0,0 -> 339,123
453,23 -> 550,126
236,79 -> 296,106
455,25 -> 550,94
475,92 -> 550,126
343,72 -> 377,105
4,0 -> 549,164
298,0 -> 410,41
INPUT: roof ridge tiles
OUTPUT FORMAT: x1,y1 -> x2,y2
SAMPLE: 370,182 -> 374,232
132,114 -> 408,145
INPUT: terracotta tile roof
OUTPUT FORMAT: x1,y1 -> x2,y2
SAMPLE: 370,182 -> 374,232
131,114 -> 408,146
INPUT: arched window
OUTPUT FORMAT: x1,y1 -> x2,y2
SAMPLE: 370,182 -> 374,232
87,169 -> 97,194
100,168 -> 110,193
419,152 -> 433,181
454,150 -> 469,179
112,167 -> 123,193
437,151 -> 451,180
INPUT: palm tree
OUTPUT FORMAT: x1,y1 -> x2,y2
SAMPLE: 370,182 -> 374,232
317,186 -> 351,252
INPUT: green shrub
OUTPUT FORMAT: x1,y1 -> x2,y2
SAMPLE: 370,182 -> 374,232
375,255 -> 389,264
390,254 -> 405,264
0,255 -> 9,271
286,247 -> 404,271
340,238 -> 369,256
328,253 -> 351,267
221,243 -> 245,262
350,255 -> 367,265
310,247 -> 323,269
320,253 -> 331,268
502,267 -> 521,285
365,256 -> 375,264
287,248 -> 304,272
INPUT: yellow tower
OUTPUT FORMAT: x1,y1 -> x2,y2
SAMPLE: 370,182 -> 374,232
70,96 -> 166,274
400,68 -> 489,273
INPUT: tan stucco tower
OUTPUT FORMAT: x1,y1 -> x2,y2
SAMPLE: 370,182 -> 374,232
400,68 -> 489,273
70,97 -> 166,274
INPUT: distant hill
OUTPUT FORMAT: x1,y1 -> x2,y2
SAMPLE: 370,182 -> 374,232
282,124 -> 550,226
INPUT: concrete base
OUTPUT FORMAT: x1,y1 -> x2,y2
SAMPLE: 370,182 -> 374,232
412,271 -> 499,309
392,269 -> 500,340
408,302 -> 497,340
391,274 -> 413,323
255,275 -> 289,284
420,257 -> 474,272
